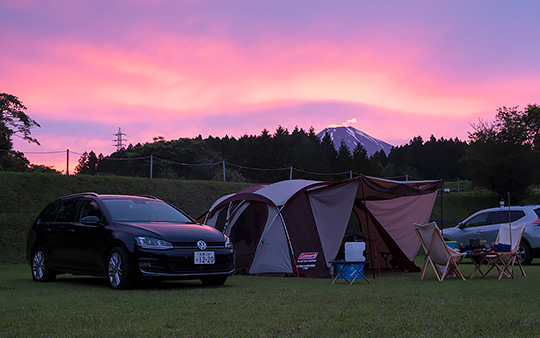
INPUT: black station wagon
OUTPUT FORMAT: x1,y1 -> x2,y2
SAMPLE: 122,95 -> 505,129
27,193 -> 235,289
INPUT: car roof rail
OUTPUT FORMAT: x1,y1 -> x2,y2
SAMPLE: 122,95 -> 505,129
61,192 -> 100,199
138,194 -> 159,200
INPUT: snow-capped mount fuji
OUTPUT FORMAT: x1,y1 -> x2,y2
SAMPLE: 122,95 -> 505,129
316,126 -> 394,156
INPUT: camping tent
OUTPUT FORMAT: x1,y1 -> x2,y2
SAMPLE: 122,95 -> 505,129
201,176 -> 443,277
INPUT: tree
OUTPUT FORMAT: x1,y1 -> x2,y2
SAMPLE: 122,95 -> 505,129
465,104 -> 540,201
386,135 -> 468,180
0,94 -> 40,147
318,132 -> 338,173
75,151 -> 100,175
336,140 -> 352,171
466,141 -> 536,202
0,93 -> 40,171
352,142 -> 379,176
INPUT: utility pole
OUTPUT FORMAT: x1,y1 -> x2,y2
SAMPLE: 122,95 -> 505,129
113,127 -> 127,151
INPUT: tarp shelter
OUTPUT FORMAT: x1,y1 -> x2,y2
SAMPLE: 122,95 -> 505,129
201,176 -> 443,278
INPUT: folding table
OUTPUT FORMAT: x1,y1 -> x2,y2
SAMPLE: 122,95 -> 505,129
329,260 -> 370,285
466,252 -> 488,279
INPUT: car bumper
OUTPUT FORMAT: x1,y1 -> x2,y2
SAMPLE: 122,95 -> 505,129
135,248 -> 235,279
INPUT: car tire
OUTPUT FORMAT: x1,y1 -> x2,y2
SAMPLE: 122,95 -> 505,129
518,241 -> 533,265
107,247 -> 135,290
200,276 -> 228,286
31,248 -> 57,282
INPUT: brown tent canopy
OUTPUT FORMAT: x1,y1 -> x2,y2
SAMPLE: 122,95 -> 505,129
202,176 -> 443,277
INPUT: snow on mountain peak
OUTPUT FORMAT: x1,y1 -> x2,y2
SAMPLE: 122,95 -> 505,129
316,126 -> 393,156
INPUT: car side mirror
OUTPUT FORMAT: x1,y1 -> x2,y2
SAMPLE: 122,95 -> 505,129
458,223 -> 465,230
81,215 -> 101,225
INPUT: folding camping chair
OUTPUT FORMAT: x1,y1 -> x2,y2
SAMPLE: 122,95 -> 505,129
414,222 -> 466,281
483,223 -> 526,280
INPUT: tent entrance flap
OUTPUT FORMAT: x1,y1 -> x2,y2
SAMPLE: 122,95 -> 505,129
226,202 -> 265,274
249,207 -> 294,275
307,181 -> 360,267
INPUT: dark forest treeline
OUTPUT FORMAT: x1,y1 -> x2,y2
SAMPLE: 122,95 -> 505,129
75,126 -> 469,183
70,103 -> 540,202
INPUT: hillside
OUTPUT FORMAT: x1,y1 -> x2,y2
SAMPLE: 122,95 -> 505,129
0,172 -> 510,264
0,172 -> 249,263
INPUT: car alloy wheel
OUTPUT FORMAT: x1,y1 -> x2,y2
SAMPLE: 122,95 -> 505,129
31,248 -> 56,282
107,247 -> 135,290
518,242 -> 533,265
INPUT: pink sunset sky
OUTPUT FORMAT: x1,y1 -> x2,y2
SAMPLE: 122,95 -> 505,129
2,1 -> 540,173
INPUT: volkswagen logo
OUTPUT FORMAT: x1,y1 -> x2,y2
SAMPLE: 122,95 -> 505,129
197,240 -> 207,250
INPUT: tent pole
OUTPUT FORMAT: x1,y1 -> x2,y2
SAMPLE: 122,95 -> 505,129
277,206 -> 300,278
507,192 -> 512,249
360,177 -> 383,280
223,200 -> 247,235
252,211 -> 283,278
223,202 -> 233,234
252,206 -> 299,278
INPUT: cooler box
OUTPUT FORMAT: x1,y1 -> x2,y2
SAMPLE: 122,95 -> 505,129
445,241 -> 457,250
345,242 -> 366,261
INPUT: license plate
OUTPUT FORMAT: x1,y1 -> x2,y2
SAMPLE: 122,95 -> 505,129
194,251 -> 215,264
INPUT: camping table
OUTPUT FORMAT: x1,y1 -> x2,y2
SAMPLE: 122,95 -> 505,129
465,252 -> 488,279
329,260 -> 370,285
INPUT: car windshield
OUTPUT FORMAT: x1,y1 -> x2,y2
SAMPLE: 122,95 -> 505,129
103,199 -> 195,223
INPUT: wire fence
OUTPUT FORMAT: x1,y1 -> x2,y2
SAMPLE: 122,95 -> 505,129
2,148 -> 453,183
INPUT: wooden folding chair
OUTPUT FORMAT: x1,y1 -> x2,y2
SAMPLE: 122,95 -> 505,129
484,223 -> 526,280
414,222 -> 466,281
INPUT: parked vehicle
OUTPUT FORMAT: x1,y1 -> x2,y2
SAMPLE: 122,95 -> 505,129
442,205 -> 540,265
27,193 -> 235,289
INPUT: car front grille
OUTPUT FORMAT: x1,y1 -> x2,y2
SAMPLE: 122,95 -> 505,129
139,253 -> 234,275
172,241 -> 224,249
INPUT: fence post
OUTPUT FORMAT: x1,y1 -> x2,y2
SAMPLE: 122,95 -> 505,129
223,160 -> 226,182
290,166 -> 293,180
350,170 -> 352,179
150,155 -> 153,179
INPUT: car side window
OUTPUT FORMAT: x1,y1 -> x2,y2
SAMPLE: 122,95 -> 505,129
55,199 -> 80,223
78,199 -> 104,223
488,210 -> 525,224
37,201 -> 60,224
463,213 -> 488,228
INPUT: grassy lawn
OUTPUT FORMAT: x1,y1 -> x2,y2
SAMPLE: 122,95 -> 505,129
1,262 -> 539,337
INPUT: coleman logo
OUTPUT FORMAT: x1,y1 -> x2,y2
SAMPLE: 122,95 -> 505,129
298,252 -> 318,260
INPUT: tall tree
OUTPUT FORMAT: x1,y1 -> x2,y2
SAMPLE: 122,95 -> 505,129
352,142 -> 378,175
75,151 -> 100,175
466,104 -> 540,201
0,94 -> 40,147
336,140 -> 352,172
0,93 -> 40,171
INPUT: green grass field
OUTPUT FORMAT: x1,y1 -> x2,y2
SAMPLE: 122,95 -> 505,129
3,173 -> 540,336
1,261 -> 539,337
